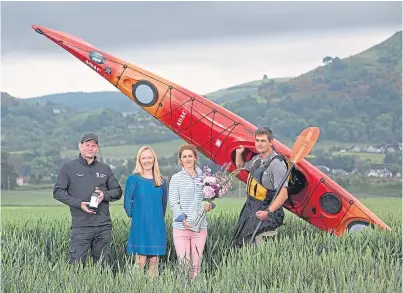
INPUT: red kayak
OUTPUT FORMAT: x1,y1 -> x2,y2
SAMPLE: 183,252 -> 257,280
32,25 -> 391,235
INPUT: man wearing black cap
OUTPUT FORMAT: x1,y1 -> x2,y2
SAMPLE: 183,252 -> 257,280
53,132 -> 122,265
233,127 -> 289,247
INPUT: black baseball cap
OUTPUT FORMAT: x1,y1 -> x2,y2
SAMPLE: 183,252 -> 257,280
80,133 -> 99,144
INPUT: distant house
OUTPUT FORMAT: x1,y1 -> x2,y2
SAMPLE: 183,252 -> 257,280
332,169 -> 349,176
365,146 -> 377,153
350,145 -> 361,152
376,147 -> 385,154
367,168 -> 393,178
350,168 -> 361,174
395,172 -> 401,178
381,169 -> 393,178
16,177 -> 24,186
148,122 -> 159,128
317,165 -> 331,173
386,147 -> 396,153
16,176 -> 30,186
122,112 -> 135,117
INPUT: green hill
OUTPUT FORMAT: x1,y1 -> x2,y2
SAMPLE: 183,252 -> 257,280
25,91 -> 140,113
258,31 -> 401,101
205,77 -> 291,104
224,31 -> 402,143
1,93 -> 177,153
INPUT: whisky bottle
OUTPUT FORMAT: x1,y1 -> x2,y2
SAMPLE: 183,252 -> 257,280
88,188 -> 99,212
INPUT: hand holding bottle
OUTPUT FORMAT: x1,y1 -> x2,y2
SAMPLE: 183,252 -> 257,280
88,187 -> 101,213
81,201 -> 96,214
95,187 -> 104,204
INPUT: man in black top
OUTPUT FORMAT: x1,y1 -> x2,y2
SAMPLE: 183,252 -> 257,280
53,133 -> 122,265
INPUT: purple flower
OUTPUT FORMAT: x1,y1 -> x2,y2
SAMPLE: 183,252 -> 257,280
203,176 -> 217,185
200,164 -> 235,200
203,186 -> 216,199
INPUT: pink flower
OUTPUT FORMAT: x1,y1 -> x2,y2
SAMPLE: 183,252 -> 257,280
200,164 -> 235,200
203,176 -> 217,185
203,186 -> 216,199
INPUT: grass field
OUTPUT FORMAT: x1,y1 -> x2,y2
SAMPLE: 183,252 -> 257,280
2,185 -> 397,207
331,151 -> 385,164
1,189 -> 63,206
1,190 -> 402,292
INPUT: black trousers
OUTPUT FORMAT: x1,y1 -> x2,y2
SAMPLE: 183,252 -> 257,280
68,226 -> 112,265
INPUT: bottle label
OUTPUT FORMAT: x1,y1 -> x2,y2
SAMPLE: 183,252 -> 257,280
89,195 -> 98,208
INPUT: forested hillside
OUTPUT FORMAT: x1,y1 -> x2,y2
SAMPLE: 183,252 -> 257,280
1,93 -> 176,153
224,31 -> 402,143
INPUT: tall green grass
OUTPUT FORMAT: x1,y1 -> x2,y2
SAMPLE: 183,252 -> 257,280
1,198 -> 401,292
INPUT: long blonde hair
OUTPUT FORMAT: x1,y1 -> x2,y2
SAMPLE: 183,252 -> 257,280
133,146 -> 163,186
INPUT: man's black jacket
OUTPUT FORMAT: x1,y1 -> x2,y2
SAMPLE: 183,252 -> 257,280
53,154 -> 122,228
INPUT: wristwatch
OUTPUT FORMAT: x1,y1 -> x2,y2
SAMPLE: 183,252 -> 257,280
266,209 -> 274,217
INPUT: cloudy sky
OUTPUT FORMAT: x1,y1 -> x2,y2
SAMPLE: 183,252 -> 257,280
1,1 -> 402,99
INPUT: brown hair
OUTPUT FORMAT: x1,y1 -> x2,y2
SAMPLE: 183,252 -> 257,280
178,144 -> 198,166
255,127 -> 274,141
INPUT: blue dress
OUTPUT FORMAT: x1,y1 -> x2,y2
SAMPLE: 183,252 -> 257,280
123,174 -> 167,256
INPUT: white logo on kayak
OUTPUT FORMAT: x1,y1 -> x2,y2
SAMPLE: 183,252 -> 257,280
89,51 -> 106,64
85,60 -> 101,72
177,109 -> 187,127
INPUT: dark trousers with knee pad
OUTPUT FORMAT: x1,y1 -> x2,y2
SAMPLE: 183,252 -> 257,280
68,226 -> 112,265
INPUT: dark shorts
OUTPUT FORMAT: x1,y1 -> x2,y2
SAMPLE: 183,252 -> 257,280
233,196 -> 284,248
69,226 -> 112,265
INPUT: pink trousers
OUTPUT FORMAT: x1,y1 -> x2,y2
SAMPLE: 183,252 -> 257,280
172,228 -> 208,278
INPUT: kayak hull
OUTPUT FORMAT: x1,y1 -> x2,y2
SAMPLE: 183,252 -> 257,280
32,25 -> 391,235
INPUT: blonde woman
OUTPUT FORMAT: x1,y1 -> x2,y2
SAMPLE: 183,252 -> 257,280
123,146 -> 167,276
168,144 -> 214,279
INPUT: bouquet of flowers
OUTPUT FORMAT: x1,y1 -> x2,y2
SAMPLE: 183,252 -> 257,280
189,162 -> 237,232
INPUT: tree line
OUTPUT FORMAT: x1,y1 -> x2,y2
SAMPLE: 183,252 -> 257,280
1,93 -> 176,153
225,84 -> 401,144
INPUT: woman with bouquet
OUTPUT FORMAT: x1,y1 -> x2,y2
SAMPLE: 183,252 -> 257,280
168,144 -> 214,279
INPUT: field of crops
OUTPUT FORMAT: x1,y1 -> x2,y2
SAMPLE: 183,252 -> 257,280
61,139 -> 184,160
2,196 -> 402,293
